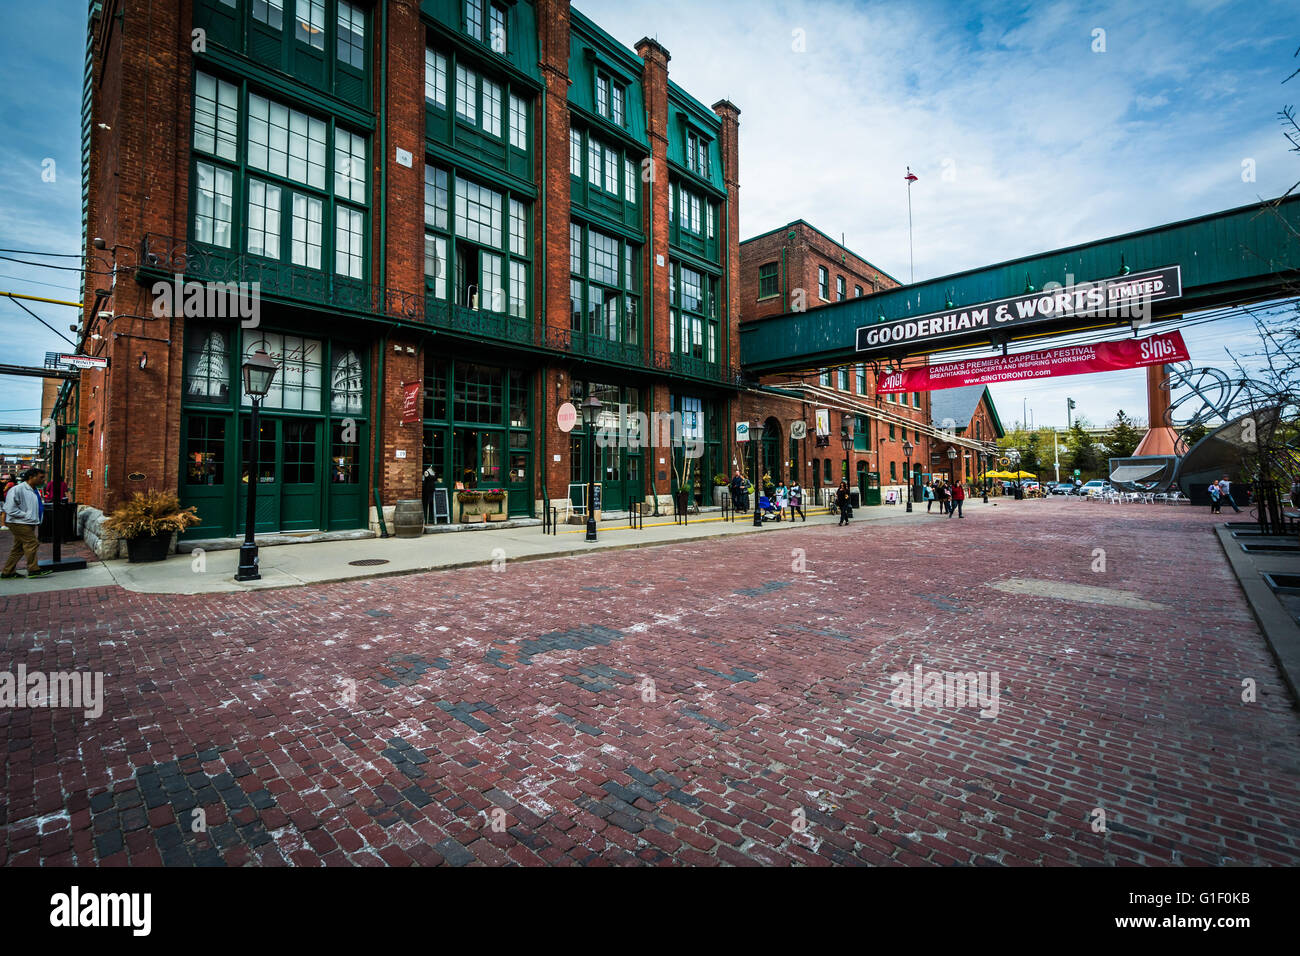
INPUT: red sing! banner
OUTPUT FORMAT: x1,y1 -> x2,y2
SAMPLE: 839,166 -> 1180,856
875,331 -> 1190,394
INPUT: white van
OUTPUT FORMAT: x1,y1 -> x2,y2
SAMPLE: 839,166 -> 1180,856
1080,479 -> 1112,497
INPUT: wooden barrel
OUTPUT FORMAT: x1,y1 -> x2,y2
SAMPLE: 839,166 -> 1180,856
393,499 -> 424,538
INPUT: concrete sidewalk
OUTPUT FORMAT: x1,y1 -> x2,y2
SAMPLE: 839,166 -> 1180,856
0,497 -> 1024,595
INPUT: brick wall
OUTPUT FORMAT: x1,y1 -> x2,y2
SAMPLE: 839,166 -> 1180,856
78,0 -> 191,513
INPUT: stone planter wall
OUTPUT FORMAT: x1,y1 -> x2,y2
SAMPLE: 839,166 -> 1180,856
76,505 -> 178,559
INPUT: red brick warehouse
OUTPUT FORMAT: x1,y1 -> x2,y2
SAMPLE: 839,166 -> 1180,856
736,221 -> 998,505
72,0 -> 747,552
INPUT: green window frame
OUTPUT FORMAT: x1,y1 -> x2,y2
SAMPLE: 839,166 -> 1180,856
758,262 -> 778,299
818,266 -> 829,300
570,220 -> 640,345
668,261 -> 718,363
837,367 -> 849,391
855,365 -> 866,394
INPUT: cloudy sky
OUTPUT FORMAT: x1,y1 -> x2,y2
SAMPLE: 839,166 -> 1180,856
0,0 -> 1297,454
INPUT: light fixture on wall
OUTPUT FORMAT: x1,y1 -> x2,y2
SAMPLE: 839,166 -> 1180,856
138,352 -> 147,369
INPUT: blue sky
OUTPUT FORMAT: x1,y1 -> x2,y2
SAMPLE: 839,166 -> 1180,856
0,0 -> 1297,453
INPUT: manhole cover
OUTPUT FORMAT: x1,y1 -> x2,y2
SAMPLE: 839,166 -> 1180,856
348,558 -> 390,567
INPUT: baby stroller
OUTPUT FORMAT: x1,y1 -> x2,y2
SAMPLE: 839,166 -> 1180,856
758,494 -> 782,521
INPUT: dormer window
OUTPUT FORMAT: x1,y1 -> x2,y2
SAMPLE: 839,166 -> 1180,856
596,71 -> 626,127
466,1 -> 508,55
686,130 -> 710,177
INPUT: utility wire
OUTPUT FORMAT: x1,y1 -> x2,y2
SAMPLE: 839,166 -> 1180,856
2,295 -> 77,348
0,248 -> 86,257
0,254 -> 114,275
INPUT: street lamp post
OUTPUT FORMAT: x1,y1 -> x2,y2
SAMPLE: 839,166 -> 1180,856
752,420 -> 763,527
581,393 -> 602,542
235,349 -> 278,582
982,452 -> 990,503
1008,448 -> 1022,499
903,439 -> 914,512
840,414 -> 853,510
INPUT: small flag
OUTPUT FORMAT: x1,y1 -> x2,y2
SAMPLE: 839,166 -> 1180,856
904,168 -> 918,183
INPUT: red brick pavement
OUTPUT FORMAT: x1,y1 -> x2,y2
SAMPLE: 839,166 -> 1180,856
2,499 -> 1297,866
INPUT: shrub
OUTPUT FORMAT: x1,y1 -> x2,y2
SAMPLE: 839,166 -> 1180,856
102,490 -> 200,539
481,489 -> 507,503
456,490 -> 483,503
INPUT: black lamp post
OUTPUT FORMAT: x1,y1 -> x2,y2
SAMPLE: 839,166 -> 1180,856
982,452 -> 990,503
752,420 -> 763,527
903,439 -> 914,512
581,393 -> 602,542
235,349 -> 278,582
1008,448 -> 1022,499
841,411 -> 853,477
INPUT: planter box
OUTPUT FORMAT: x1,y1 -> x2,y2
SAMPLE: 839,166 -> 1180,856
126,531 -> 173,563
461,512 -> 486,524
713,487 -> 730,508
486,512 -> 508,522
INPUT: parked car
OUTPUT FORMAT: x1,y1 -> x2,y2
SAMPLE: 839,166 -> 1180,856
1049,482 -> 1074,495
1079,479 -> 1112,497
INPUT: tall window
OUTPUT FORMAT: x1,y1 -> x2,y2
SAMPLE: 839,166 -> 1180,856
247,93 -> 327,189
508,94 -> 527,150
456,65 -> 476,122
194,72 -> 238,161
837,368 -> 849,391
295,0 -> 325,49
758,262 -> 778,298
425,49 -> 447,108
334,129 -> 366,203
836,275 -> 846,301
686,130 -> 710,177
818,266 -> 829,300
488,3 -> 506,53
855,365 -> 866,394
194,162 -> 234,248
571,222 -> 640,345
569,128 -> 581,176
335,207 -> 364,278
855,284 -> 864,297
465,0 -> 483,41
337,2 -> 365,69
669,262 -> 719,363
253,0 -> 283,30
246,179 -> 281,257
195,78 -> 366,274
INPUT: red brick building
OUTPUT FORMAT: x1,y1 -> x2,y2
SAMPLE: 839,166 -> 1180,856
928,384 -> 1005,486
71,0 -> 746,552
737,221 -> 942,504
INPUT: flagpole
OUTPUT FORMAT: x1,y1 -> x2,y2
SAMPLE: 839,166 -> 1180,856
905,167 -> 915,284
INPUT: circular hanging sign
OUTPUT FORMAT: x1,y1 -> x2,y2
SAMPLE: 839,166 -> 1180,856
790,421 -> 807,440
557,402 -> 577,433
127,472 -> 146,482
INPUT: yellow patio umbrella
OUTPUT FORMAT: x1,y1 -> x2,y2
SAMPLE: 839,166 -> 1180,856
1011,470 -> 1037,479
985,470 -> 1015,479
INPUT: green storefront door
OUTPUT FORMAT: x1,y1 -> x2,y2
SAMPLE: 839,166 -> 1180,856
281,419 -> 321,531
238,418 -> 280,534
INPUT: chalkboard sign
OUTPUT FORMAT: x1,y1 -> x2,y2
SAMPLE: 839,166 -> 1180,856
568,482 -> 601,514
429,488 -> 449,524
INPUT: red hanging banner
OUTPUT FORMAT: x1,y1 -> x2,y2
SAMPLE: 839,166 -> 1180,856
875,331 -> 1190,394
401,381 -> 422,424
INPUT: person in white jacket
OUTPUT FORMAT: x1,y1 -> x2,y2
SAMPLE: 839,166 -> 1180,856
2,468 -> 51,578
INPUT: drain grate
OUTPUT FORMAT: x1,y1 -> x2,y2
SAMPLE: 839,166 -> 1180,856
348,558 -> 390,567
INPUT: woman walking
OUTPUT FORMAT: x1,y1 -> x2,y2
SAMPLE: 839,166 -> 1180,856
789,479 -> 806,521
1208,481 -> 1221,515
835,480 -> 853,526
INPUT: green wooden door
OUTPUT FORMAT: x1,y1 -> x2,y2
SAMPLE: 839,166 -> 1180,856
281,419 -> 321,531
238,417 -> 281,534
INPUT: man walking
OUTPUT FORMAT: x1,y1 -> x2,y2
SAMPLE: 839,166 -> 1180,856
949,480 -> 966,518
2,468 -> 51,579
1219,476 -> 1242,513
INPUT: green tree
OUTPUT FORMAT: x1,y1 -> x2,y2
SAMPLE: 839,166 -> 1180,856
1065,422 -> 1101,478
1103,410 -> 1143,458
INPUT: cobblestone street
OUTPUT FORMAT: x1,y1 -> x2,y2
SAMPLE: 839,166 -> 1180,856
3,499 -> 1298,866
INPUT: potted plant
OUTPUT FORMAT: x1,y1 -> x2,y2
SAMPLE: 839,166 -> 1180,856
457,489 -> 484,523
482,488 -> 508,521
712,473 -> 729,508
102,490 -> 200,563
